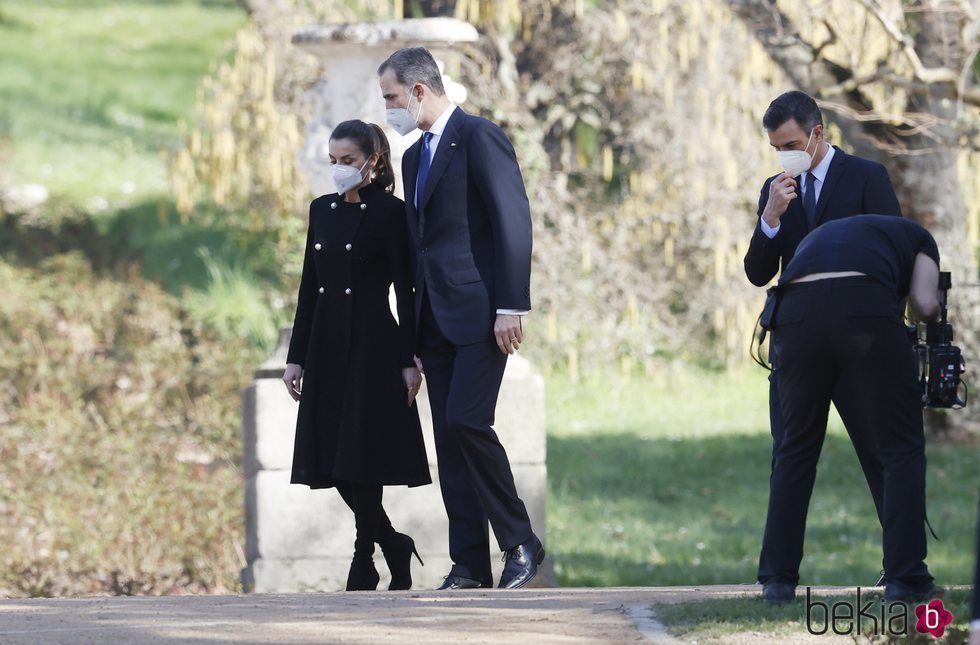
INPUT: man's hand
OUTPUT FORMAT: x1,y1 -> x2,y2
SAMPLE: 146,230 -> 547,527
283,363 -> 303,402
494,314 -> 523,355
761,173 -> 798,228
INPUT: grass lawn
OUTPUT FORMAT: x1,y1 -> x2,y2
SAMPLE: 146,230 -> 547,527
654,588 -> 974,642
0,0 -> 246,207
545,366 -> 979,588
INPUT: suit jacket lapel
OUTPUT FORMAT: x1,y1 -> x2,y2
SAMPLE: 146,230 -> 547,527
813,146 -> 845,227
403,136 -> 422,239
419,108 -> 465,210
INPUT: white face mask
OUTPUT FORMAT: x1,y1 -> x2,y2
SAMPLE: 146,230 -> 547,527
777,127 -> 817,177
331,158 -> 370,194
385,87 -> 422,136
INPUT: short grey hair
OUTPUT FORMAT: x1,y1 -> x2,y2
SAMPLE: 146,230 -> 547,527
377,47 -> 446,96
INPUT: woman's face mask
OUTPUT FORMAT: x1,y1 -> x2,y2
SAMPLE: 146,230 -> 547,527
331,157 -> 370,194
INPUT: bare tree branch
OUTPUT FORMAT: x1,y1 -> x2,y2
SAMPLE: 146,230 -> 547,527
856,0 -> 961,84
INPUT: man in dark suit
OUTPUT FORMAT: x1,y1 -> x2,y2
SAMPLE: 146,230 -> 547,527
745,91 -> 902,587
377,47 -> 544,590
758,215 -> 940,604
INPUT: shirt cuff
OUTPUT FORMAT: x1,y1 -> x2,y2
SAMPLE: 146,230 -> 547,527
759,215 -> 780,239
497,309 -> 529,316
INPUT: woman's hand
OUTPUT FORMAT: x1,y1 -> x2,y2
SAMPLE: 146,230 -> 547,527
402,366 -> 422,406
283,363 -> 303,402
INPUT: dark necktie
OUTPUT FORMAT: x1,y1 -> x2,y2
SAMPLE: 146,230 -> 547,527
803,171 -> 818,231
415,131 -> 433,209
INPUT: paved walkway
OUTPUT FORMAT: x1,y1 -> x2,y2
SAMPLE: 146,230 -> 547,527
0,586 -> 768,644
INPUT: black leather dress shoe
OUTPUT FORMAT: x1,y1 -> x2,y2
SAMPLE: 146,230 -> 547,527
762,582 -> 796,605
498,535 -> 545,589
437,575 -> 488,590
884,581 -> 938,603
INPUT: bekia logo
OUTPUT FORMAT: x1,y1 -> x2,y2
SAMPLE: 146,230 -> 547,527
914,599 -> 953,638
805,588 -> 953,638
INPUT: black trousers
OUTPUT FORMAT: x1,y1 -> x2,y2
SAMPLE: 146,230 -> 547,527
758,277 -> 932,590
418,294 -> 532,584
768,345 -> 886,522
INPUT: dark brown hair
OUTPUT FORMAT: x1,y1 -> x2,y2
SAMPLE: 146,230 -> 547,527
377,47 -> 446,96
329,120 -> 395,193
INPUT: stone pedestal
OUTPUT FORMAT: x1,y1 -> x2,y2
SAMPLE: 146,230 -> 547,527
291,18 -> 478,199
241,327 -> 548,592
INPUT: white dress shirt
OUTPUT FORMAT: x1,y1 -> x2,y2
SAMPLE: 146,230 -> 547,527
418,104 -> 528,317
760,144 -> 836,238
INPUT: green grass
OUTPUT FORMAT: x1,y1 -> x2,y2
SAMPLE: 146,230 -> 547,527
546,367 -> 980,588
0,0 -> 245,207
654,589 -> 974,642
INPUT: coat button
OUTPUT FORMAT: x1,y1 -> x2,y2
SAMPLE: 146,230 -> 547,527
318,287 -> 324,294
345,243 -> 352,251
360,203 -> 367,211
330,202 -> 337,210
314,243 -> 322,251
344,288 -> 352,295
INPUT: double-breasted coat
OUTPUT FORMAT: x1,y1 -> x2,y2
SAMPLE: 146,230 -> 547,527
286,182 -> 430,489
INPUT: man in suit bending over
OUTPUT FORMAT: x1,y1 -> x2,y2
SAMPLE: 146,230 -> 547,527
378,47 -> 544,590
745,91 -> 903,584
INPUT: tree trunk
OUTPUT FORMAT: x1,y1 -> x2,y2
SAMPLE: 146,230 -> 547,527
894,4 -> 980,432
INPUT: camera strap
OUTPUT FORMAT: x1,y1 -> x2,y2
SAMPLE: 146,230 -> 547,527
751,286 -> 781,371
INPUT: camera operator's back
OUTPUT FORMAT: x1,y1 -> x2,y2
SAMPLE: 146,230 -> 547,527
780,215 -> 939,299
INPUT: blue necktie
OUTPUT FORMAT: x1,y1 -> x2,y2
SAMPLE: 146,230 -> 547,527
803,171 -> 818,231
415,131 -> 433,209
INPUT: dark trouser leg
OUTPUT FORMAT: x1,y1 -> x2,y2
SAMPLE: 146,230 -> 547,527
419,298 -> 492,583
350,483 -> 384,557
422,339 -> 493,582
445,340 -> 532,552
768,347 -> 785,462
831,385 -> 885,527
335,481 -> 396,543
418,295 -> 532,581
759,292 -> 835,585
834,309 -> 931,589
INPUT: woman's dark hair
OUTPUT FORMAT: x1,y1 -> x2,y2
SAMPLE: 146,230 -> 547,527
329,120 -> 395,193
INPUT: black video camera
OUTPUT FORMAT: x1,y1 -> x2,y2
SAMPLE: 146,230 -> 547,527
911,272 -> 967,408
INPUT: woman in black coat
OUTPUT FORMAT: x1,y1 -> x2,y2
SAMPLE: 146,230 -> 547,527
282,120 -> 430,591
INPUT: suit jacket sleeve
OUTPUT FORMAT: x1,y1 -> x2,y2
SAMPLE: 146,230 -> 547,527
286,204 -> 317,367
862,163 -> 903,217
386,202 -> 417,367
743,177 -> 782,287
468,121 -> 533,311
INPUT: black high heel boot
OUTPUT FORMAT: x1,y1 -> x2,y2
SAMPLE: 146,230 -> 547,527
345,554 -> 380,591
379,532 -> 424,591
346,483 -> 383,591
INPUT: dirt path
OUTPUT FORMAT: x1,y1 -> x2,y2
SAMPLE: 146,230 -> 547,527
0,585 -> 849,644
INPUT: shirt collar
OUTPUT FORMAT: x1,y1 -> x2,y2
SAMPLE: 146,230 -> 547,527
426,103 -> 457,138
809,143 -> 835,183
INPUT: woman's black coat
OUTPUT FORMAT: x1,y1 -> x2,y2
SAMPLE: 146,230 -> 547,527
286,182 -> 430,489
